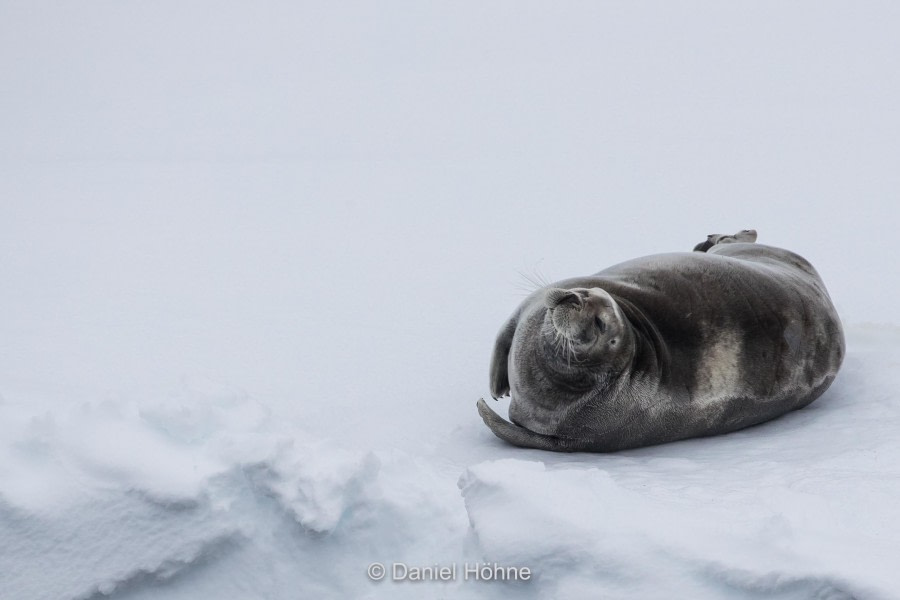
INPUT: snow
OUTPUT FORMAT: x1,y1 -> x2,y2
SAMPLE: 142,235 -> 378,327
462,329 -> 900,599
4,326 -> 900,599
2,2 -> 900,599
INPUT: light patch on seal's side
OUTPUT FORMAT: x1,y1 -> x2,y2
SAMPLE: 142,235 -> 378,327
694,330 -> 743,407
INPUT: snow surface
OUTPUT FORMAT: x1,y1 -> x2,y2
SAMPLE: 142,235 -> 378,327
3,327 -> 900,600
2,2 -> 900,599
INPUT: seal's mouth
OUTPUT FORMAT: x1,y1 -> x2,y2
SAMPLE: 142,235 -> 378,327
548,300 -> 605,348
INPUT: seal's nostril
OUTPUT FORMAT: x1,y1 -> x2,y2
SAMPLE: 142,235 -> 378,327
546,288 -> 582,309
559,293 -> 582,308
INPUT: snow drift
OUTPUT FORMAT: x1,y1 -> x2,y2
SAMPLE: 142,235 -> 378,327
2,326 -> 899,599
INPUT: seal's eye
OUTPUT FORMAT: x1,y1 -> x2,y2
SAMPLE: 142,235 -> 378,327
594,317 -> 606,333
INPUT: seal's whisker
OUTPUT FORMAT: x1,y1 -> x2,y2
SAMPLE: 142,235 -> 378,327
553,328 -> 566,357
513,281 -> 540,297
569,337 -> 581,365
516,269 -> 552,295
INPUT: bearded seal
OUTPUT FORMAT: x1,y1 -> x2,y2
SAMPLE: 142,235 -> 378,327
478,230 -> 845,452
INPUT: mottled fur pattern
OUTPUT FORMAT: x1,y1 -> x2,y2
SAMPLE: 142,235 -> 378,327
479,231 -> 845,452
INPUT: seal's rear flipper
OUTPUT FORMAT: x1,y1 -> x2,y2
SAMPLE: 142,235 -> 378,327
693,229 -> 758,252
476,398 -> 575,452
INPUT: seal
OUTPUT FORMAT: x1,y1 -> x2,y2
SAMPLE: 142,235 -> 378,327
479,230 -> 845,452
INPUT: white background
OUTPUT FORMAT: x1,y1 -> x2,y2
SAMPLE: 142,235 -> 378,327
1,3 -> 899,598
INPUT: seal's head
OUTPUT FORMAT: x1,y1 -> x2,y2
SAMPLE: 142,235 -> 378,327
484,285 -> 636,445
542,287 -> 631,368
488,286 -> 635,406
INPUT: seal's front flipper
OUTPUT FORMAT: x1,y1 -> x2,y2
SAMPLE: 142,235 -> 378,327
693,229 -> 758,252
489,318 -> 517,399
476,398 -> 575,452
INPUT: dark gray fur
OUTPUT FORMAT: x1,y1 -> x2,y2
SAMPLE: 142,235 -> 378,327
480,233 -> 845,452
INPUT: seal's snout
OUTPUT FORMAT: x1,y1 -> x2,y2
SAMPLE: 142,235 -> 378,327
545,287 -> 622,349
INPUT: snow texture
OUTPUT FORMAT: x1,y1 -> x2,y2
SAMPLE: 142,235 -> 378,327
3,327 -> 900,599
2,2 -> 900,598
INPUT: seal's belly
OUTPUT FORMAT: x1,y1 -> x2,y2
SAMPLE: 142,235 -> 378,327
690,328 -> 745,407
